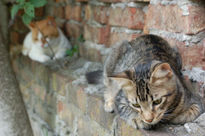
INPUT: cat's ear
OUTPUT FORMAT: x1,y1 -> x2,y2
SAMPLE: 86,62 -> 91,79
150,63 -> 173,84
109,72 -> 136,103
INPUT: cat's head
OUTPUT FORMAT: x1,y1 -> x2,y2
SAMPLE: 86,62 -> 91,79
110,62 -> 178,125
29,16 -> 59,46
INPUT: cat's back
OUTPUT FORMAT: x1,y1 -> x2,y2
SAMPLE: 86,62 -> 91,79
105,34 -> 182,76
129,34 -> 182,73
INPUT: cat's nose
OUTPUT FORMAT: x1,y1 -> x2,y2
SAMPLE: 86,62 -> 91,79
145,118 -> 153,123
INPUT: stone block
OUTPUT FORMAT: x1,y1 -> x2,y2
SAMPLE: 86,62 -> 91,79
65,22 -> 83,38
145,4 -> 205,34
109,7 -> 145,30
65,4 -> 82,22
84,24 -> 110,44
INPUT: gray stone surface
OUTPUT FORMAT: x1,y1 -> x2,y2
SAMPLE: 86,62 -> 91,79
0,33 -> 33,135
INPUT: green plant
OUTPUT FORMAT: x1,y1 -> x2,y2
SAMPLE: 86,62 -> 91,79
66,34 -> 85,57
66,45 -> 79,57
11,0 -> 47,25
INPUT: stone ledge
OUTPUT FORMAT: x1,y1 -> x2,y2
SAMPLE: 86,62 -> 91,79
12,55 -> 205,136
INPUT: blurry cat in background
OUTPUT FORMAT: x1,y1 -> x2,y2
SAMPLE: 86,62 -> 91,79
22,16 -> 71,63
86,34 -> 204,129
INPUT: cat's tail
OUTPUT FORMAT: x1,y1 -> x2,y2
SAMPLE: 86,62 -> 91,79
86,70 -> 103,84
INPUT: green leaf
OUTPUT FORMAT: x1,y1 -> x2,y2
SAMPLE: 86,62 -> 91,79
66,49 -> 74,56
73,45 -> 79,52
22,13 -> 33,25
16,0 -> 25,4
24,2 -> 35,17
11,4 -> 21,19
30,0 -> 47,8
78,34 -> 85,42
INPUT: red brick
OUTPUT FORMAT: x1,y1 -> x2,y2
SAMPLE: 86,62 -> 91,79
32,84 -> 46,101
109,7 -> 145,29
10,31 -> 26,44
53,6 -> 65,18
108,31 -> 140,46
65,22 -> 83,38
85,5 -> 92,21
84,24 -> 110,44
93,6 -> 109,24
35,7 -> 44,17
145,4 -> 205,34
65,5 -> 82,22
79,42 -> 102,62
57,100 -> 64,113
178,42 -> 205,69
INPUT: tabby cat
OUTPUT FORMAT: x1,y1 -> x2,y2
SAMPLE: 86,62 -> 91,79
86,34 -> 204,129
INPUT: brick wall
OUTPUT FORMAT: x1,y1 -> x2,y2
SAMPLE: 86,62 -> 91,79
13,55 -> 196,136
9,0 -> 205,135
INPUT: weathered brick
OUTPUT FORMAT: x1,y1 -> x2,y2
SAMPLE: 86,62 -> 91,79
65,22 -> 83,38
32,84 -> 47,101
145,4 -> 205,34
10,17 -> 28,33
87,95 -> 115,130
85,5 -> 109,24
35,7 -> 44,17
116,118 -> 144,136
65,5 -> 82,22
53,6 -> 65,18
76,88 -> 87,113
109,7 -> 145,29
19,83 -> 32,104
93,6 -> 109,24
108,31 -> 140,46
45,92 -> 57,109
50,73 -> 69,96
58,103 -> 75,129
85,5 -> 92,20
79,42 -> 102,62
77,116 -> 111,136
10,31 -> 21,44
34,101 -> 56,130
84,24 -> 110,44
178,43 -> 205,69
66,82 -> 78,104
57,100 -> 64,113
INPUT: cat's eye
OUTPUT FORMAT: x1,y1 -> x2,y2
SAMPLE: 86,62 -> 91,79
153,98 -> 162,105
132,103 -> 140,108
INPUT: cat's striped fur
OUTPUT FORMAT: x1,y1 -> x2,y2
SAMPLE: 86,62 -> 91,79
86,34 -> 204,129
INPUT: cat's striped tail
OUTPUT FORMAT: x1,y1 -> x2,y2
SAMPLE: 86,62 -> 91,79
85,70 -> 103,84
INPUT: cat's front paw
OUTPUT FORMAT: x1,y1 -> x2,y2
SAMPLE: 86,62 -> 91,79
104,101 -> 114,113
